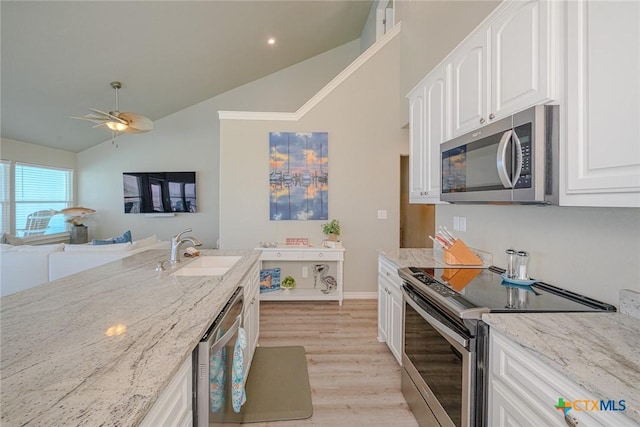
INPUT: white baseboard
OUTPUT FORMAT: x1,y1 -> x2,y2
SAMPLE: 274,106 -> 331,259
343,292 -> 377,300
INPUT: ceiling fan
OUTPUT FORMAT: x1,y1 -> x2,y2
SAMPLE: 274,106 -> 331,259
70,81 -> 153,134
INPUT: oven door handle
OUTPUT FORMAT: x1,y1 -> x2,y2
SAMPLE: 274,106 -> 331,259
209,314 -> 242,355
403,288 -> 468,350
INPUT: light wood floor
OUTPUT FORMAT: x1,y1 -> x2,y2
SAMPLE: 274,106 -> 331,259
247,299 -> 419,426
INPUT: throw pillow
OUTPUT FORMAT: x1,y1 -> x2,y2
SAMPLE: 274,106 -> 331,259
92,238 -> 116,245
113,230 -> 132,244
91,230 -> 132,245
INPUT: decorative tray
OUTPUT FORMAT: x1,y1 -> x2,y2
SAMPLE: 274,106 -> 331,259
501,273 -> 537,286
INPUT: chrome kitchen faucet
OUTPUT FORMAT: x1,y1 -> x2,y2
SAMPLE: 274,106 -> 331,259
170,228 -> 202,264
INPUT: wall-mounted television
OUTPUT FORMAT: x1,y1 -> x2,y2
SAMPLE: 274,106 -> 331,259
123,172 -> 197,213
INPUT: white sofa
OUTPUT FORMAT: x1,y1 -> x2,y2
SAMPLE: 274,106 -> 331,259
0,237 -> 167,297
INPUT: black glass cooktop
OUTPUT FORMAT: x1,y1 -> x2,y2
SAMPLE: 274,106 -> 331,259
402,266 -> 616,314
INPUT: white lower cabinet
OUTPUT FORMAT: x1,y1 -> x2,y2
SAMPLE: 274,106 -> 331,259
489,330 -> 637,427
242,261 -> 260,380
377,255 -> 403,364
140,356 -> 192,427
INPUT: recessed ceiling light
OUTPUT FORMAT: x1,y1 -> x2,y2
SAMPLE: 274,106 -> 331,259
268,38 -> 276,45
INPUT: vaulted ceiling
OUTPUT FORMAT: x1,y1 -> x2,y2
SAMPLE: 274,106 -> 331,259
1,1 -> 372,153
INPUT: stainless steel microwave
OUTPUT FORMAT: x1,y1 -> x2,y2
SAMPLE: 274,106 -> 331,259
440,105 -> 559,204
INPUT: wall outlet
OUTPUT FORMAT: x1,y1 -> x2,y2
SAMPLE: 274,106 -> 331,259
459,216 -> 467,232
302,266 -> 308,278
453,216 -> 460,231
377,209 -> 388,220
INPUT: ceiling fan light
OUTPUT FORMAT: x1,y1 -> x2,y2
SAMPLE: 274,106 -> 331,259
106,121 -> 128,131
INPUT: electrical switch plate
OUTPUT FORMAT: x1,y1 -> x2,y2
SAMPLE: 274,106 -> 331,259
453,216 -> 460,231
302,266 -> 308,278
377,210 -> 388,220
459,217 -> 467,232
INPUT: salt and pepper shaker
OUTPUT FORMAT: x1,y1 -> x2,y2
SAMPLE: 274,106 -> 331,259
516,250 -> 529,280
505,249 -> 517,278
504,248 -> 532,309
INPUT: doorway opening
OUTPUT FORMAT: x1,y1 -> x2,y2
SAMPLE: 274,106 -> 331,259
400,156 -> 435,248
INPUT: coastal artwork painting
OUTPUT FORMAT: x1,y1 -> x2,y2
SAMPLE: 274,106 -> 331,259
269,132 -> 328,221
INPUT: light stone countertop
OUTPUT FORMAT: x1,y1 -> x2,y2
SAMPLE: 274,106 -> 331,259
621,289 -> 640,320
483,311 -> 640,424
378,247 -> 493,268
0,248 -> 261,427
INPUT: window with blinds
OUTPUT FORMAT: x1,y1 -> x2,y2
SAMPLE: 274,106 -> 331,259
14,163 -> 73,237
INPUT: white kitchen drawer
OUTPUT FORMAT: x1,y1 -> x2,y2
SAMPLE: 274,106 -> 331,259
491,330 -> 637,426
260,251 -> 301,261
378,255 -> 403,288
300,250 -> 342,261
260,248 -> 343,261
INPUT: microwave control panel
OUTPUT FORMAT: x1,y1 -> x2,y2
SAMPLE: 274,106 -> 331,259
514,125 -> 532,189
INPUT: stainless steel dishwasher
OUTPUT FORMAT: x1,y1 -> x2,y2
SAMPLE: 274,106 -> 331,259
193,287 -> 244,426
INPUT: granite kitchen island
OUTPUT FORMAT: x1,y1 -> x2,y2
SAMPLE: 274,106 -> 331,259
0,248 -> 260,426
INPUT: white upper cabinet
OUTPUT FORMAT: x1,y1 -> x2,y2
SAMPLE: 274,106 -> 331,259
451,29 -> 490,137
409,64 -> 449,204
423,67 -> 449,204
562,0 -> 640,207
491,0 -> 553,119
409,86 -> 427,202
451,0 -> 556,138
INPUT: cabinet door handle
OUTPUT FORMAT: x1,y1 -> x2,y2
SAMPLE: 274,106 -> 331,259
318,253 -> 323,257
276,252 -> 282,257
480,117 -> 486,124
564,413 -> 579,426
489,113 -> 495,120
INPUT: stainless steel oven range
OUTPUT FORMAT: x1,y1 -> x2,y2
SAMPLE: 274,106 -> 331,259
398,266 -> 616,427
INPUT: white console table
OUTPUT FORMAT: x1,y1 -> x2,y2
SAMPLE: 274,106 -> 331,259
258,245 -> 345,305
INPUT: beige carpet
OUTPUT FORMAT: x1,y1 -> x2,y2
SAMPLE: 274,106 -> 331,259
221,346 -> 313,424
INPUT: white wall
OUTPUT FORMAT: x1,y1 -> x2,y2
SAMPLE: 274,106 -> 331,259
220,35 -> 405,293
1,138 -> 77,170
76,41 -> 361,246
437,205 -> 640,306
